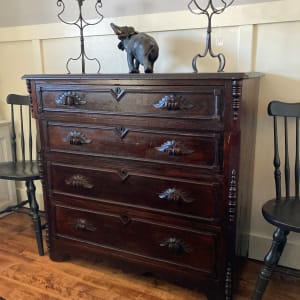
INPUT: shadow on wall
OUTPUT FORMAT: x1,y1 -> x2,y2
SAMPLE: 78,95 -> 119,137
155,34 -> 235,73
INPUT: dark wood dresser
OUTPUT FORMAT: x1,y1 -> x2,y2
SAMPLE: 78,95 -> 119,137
24,73 -> 261,300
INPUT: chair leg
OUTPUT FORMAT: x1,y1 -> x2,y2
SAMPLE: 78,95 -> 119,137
26,180 -> 44,256
252,227 -> 289,300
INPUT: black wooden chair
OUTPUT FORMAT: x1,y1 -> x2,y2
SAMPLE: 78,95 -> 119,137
252,101 -> 300,299
0,94 -> 44,256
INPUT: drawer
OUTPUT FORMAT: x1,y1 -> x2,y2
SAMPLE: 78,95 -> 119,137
47,122 -> 222,169
37,84 -> 223,121
50,163 -> 221,222
55,205 -> 219,275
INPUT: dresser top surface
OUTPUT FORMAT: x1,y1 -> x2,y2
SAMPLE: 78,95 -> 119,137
22,72 -> 263,82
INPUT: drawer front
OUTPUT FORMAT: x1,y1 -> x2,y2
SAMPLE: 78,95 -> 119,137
55,205 -> 219,275
37,84 -> 223,121
50,163 -> 221,222
47,123 -> 222,168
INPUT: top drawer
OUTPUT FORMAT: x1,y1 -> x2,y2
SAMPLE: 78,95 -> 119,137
36,84 -> 224,121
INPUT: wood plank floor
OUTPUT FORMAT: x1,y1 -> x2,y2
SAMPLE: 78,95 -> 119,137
0,213 -> 300,300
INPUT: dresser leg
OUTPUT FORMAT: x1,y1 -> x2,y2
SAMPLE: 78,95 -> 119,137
49,247 -> 70,262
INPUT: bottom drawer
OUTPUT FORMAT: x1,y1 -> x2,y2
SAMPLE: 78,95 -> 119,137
55,205 -> 219,275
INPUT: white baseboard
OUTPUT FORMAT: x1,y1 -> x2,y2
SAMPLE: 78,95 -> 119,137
249,233 -> 300,270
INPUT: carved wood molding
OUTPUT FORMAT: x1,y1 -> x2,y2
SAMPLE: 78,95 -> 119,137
114,126 -> 129,139
111,87 -> 126,102
118,169 -> 129,181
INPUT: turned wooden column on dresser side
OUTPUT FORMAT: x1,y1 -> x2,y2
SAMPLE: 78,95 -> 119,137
24,73 -> 261,300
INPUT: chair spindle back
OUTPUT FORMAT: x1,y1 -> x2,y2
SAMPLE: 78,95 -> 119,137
6,94 -> 33,163
268,101 -> 300,201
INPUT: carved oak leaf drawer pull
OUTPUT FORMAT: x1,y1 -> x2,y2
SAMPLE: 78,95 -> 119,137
156,140 -> 194,156
153,95 -> 192,111
74,218 -> 96,232
65,175 -> 94,189
63,130 -> 92,145
158,188 -> 195,204
160,237 -> 192,255
55,91 -> 87,106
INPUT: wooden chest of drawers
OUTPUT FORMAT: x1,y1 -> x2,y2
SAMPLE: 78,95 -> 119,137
24,73 -> 261,300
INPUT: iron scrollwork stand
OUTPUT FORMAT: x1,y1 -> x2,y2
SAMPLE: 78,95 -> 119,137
188,0 -> 235,72
56,0 -> 103,74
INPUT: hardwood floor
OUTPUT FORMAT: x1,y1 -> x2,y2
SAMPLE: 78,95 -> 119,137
0,213 -> 300,300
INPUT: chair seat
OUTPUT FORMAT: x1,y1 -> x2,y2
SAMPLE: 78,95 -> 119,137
0,161 -> 40,181
262,198 -> 300,233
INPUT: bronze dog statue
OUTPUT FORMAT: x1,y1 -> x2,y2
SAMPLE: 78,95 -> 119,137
111,23 -> 159,73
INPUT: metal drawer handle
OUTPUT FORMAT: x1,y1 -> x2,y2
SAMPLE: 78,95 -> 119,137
153,95 -> 192,111
63,130 -> 92,145
158,188 -> 195,204
56,91 -> 87,106
65,174 -> 94,189
156,140 -> 193,156
75,218 -> 96,232
160,237 -> 192,255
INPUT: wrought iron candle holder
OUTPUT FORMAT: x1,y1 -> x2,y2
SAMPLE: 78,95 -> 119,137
188,0 -> 235,73
57,0 -> 104,74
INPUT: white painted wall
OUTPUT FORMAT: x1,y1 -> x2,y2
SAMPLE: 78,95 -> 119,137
0,121 -> 17,211
0,0 -> 300,268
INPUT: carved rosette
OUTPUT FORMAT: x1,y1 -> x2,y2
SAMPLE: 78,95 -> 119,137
228,169 -> 237,223
232,80 -> 242,121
